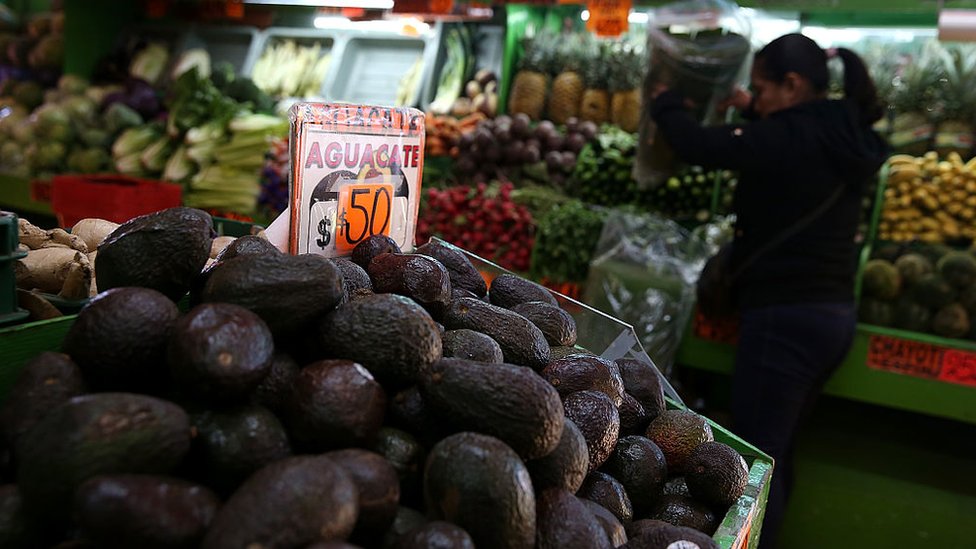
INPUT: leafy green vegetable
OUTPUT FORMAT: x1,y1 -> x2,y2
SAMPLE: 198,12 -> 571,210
167,68 -> 242,138
103,103 -> 143,134
112,125 -> 161,158
530,200 -> 607,283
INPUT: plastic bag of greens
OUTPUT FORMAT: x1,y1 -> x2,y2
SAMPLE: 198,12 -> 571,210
634,0 -> 752,188
582,210 -> 712,377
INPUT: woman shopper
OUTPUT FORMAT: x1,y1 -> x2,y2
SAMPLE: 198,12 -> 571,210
650,34 -> 888,547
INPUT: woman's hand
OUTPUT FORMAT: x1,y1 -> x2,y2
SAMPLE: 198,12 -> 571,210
717,87 -> 752,115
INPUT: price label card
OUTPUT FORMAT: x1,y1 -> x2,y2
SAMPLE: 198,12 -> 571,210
288,104 -> 425,257
866,334 -> 976,388
587,0 -> 631,37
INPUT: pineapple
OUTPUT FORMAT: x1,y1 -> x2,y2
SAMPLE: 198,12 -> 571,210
579,44 -> 610,125
609,43 -> 644,133
548,38 -> 585,124
890,42 -> 944,156
509,37 -> 551,121
933,44 -> 976,158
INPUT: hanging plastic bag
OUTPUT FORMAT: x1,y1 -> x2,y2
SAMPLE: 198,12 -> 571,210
634,0 -> 752,188
582,210 -> 712,377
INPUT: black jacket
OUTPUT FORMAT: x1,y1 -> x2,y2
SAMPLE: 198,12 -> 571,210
651,91 -> 888,309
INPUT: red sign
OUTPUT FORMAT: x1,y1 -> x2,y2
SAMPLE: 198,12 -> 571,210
693,310 -> 740,345
587,0 -> 631,37
867,335 -> 976,388
393,0 -> 454,14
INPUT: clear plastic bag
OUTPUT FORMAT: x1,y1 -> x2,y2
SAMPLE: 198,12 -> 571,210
583,210 -> 713,377
634,0 -> 752,188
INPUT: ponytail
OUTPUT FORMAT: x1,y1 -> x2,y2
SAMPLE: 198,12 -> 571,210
834,47 -> 884,126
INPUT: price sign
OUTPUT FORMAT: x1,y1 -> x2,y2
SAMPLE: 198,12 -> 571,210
336,182 -> 394,252
866,334 -> 976,388
587,0 -> 631,37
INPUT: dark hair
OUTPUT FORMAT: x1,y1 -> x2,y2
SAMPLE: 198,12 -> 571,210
754,33 -> 883,125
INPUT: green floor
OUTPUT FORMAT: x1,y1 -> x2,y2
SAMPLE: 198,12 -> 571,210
677,371 -> 976,548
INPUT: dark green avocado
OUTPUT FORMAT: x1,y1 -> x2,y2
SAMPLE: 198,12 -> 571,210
0,352 -> 85,451
684,441 -> 748,508
325,449 -> 400,543
351,234 -> 401,270
605,435 -> 667,516
251,353 -> 300,415
535,488 -> 611,549
619,393 -> 652,436
388,386 -> 450,447
650,494 -> 719,535
285,360 -> 386,451
488,274 -> 558,309
615,358 -> 666,422
577,471 -> 633,525
168,303 -> 274,403
443,297 -> 550,369
96,207 -> 214,301
61,287 -> 179,391
421,358 -> 564,460
370,427 -> 425,506
424,432 -> 535,549
214,235 -> 279,262
368,253 -> 452,318
580,499 -> 628,547
202,253 -> 344,334
316,294 -> 442,388
396,521 -> 475,549
441,329 -> 504,363
381,507 -> 427,549
16,393 -> 191,523
0,485 -> 37,548
415,240 -> 487,298
526,418 -> 589,493
202,456 -> 359,549
541,355 -> 624,406
625,520 -> 719,549
511,301 -> 577,346
73,474 -> 219,549
563,391 -> 620,472
331,258 -> 374,303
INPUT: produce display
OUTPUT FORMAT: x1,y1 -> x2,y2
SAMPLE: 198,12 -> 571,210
0,10 -> 64,76
423,112 -> 484,159
530,199 -> 608,285
651,167 -> 737,222
570,125 -> 639,206
0,206 -> 750,548
250,39 -> 332,98
862,243 -> 976,340
878,152 -> 976,244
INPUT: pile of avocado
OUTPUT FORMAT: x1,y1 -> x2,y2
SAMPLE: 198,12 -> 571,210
0,207 -> 751,549
862,243 -> 976,339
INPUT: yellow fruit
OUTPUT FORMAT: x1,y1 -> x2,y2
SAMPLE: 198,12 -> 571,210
888,154 -> 919,166
579,88 -> 610,124
611,89 -> 641,133
549,71 -> 583,125
509,70 -> 548,121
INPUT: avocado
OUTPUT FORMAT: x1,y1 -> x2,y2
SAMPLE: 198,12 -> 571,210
396,521 -> 475,549
959,283 -> 976,314
168,303 -> 274,403
203,253 -> 344,334
307,543 -> 364,549
203,456 -> 359,548
511,301 -> 578,346
424,432 -> 535,549
368,253 -> 452,317
577,471 -> 633,525
859,297 -> 896,327
563,391 -> 620,472
895,253 -> 933,287
912,273 -> 956,309
0,352 -> 85,451
619,394 -> 652,436
62,287 -> 179,390
441,329 -> 504,363
17,393 -> 191,522
451,287 -> 480,301
932,303 -> 971,338
326,449 -> 400,543
0,485 -> 36,548
645,410 -> 713,475
938,251 -> 976,288
662,477 -> 690,497
626,519 -> 673,538
527,418 -> 589,492
96,207 -> 214,301
581,499 -> 628,547
214,235 -> 279,262
444,297 -> 550,369
285,360 -> 387,451
331,258 -> 374,303
650,494 -> 719,534
536,488 -> 612,549
421,358 -> 564,459
415,240 -> 488,298
894,298 -> 933,332
861,259 -> 901,300
550,345 -> 596,361
605,436 -> 668,516
488,273 -> 558,309
252,353 -> 300,415
542,355 -> 625,406
74,474 -> 219,549
684,441 -> 748,509
317,294 -> 442,387
371,428 -> 425,506
625,520 -> 719,549
382,507 -> 427,549
352,235 -> 401,270
389,386 -> 449,447
188,405 -> 291,494
615,359 -> 666,422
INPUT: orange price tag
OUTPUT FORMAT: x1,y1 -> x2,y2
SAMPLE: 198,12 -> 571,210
586,0 -> 631,37
336,183 -> 394,252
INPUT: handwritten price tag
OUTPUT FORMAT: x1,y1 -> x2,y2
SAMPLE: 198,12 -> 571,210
867,334 -> 976,388
587,0 -> 631,37
335,183 -> 394,252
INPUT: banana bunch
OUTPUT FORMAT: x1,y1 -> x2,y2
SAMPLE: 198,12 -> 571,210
879,151 -> 976,243
251,40 -> 332,98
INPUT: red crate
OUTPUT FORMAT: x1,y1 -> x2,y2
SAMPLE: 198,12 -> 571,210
50,174 -> 182,228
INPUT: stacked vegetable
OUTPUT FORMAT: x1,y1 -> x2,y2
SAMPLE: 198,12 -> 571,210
416,182 -> 535,272
530,200 -> 608,285
0,10 -> 64,76
424,112 -> 485,159
569,125 -> 639,206
648,168 -> 736,222
251,39 -> 332,98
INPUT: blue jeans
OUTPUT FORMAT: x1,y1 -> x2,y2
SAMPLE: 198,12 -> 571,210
732,302 -> 857,549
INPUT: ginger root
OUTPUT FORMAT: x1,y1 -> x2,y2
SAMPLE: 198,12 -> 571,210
15,247 -> 92,299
